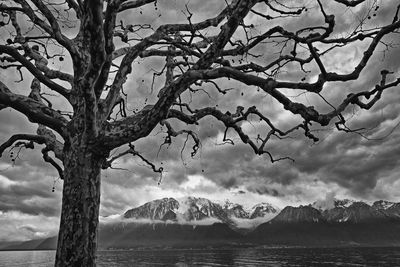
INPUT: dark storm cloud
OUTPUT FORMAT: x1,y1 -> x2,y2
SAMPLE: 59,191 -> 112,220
102,166 -> 159,188
245,183 -> 283,197
219,176 -> 237,189
198,121 -> 222,141
119,85 -> 400,199
101,128 -> 204,189
0,178 -> 61,216
262,127 -> 400,199
199,144 -> 251,176
100,183 -> 136,214
322,135 -> 400,196
101,147 -> 193,193
0,182 -> 52,199
232,0 -> 400,200
0,149 -> 60,182
0,61 -> 65,219
0,147 -> 62,216
187,94 -> 400,199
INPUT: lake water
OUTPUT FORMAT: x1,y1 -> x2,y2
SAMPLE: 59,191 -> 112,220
1,247 -> 400,266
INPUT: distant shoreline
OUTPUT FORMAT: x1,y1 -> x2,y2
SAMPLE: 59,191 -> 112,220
2,244 -> 400,252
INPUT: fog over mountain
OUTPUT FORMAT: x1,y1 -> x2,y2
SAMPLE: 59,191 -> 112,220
119,196 -> 400,226
113,196 -> 280,229
3,195 -> 400,251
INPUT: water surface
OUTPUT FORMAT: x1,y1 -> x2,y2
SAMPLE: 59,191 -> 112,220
1,247 -> 400,266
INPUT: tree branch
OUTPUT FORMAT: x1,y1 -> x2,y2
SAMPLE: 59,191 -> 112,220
100,0 -> 258,147
13,0 -> 79,58
333,0 -> 366,7
167,107 -> 297,163
0,45 -> 71,100
160,119 -> 200,157
118,0 -> 156,12
42,147 -> 64,180
102,143 -> 163,176
0,134 -> 46,157
0,132 -> 64,179
0,81 -> 68,136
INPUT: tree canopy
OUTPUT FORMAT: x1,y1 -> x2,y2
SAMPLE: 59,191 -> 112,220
1,0 -> 399,165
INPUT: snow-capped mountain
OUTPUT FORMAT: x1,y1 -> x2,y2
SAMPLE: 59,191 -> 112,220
322,201 -> 388,223
264,198 -> 400,225
372,200 -> 395,210
175,197 -> 228,222
123,197 -> 399,228
124,197 -> 227,222
312,198 -> 355,210
249,203 -> 278,219
333,199 -> 355,208
223,200 -> 249,219
221,200 -> 279,220
221,201 -> 279,230
123,197 -> 278,228
311,198 -> 400,223
386,203 -> 400,218
124,197 -> 179,220
375,201 -> 400,218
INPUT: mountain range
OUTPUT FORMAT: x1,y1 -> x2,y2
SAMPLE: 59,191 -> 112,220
2,197 -> 400,250
122,197 -> 279,229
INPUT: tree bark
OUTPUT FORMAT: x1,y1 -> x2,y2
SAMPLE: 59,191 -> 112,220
55,144 -> 104,267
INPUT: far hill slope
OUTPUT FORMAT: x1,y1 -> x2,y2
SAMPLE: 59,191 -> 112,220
98,222 -> 243,249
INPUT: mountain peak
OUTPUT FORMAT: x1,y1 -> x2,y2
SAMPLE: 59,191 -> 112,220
322,200 -> 390,223
372,200 -> 395,210
272,205 -> 324,223
222,201 -> 249,219
123,197 -> 179,220
334,199 -> 356,208
222,199 -> 241,209
249,202 -> 278,219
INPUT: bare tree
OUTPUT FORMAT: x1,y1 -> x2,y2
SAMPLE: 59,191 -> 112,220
1,0 -> 399,265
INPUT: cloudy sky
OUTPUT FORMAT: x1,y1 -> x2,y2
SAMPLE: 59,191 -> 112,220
1,0 -> 400,241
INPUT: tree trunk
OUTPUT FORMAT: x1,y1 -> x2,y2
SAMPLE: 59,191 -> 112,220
55,144 -> 103,267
